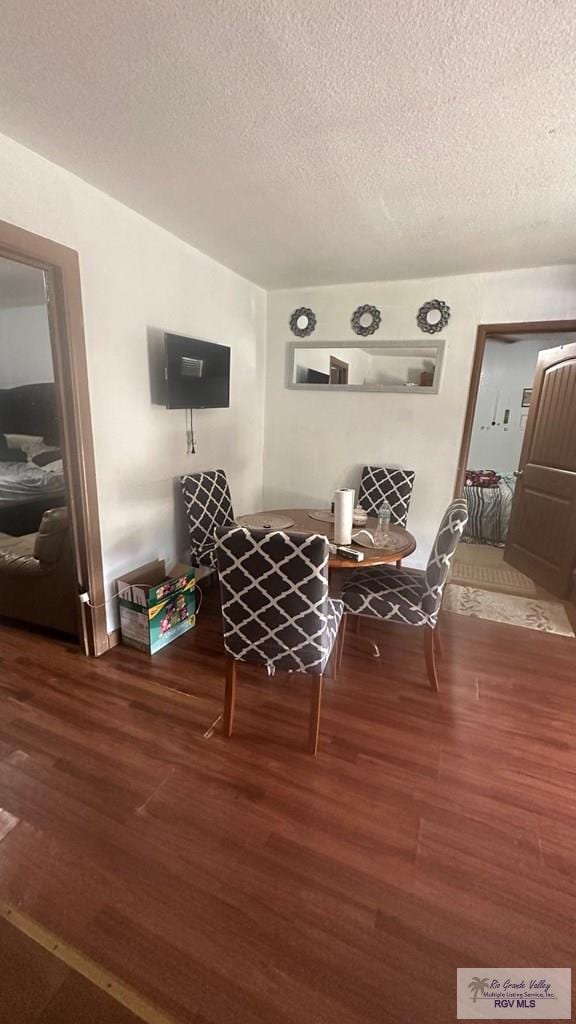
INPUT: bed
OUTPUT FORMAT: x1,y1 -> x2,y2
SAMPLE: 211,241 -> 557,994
0,383 -> 66,535
463,472 -> 517,546
0,459 -> 65,530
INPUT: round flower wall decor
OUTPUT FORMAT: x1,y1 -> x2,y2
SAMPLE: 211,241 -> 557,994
417,299 -> 451,334
289,307 -> 317,337
351,304 -> 381,336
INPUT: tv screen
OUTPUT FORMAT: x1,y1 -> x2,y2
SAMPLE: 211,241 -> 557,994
164,334 -> 230,409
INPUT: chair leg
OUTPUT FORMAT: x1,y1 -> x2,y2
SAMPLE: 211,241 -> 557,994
424,627 -> 439,693
434,624 -> 443,659
337,616 -> 347,671
395,559 -> 402,568
343,615 -> 381,659
325,645 -> 336,680
223,657 -> 237,737
308,675 -> 323,755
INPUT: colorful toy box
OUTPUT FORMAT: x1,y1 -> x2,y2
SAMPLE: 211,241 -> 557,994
117,559 -> 196,654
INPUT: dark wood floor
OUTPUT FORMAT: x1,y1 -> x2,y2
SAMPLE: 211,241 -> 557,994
0,916 -> 143,1023
0,597 -> 574,1023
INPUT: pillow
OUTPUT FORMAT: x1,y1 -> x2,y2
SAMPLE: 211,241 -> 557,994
33,448 -> 62,467
4,433 -> 43,457
4,434 -> 59,462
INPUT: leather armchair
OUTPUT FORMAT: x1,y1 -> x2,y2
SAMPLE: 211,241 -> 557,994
0,507 -> 78,635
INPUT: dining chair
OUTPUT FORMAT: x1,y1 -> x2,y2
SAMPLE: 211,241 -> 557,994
180,469 -> 234,568
215,525 -> 344,754
358,465 -> 416,527
340,498 -> 468,691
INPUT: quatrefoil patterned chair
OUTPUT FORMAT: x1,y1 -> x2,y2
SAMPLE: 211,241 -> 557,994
358,465 -> 416,528
180,469 -> 234,569
215,526 -> 344,754
341,499 -> 468,691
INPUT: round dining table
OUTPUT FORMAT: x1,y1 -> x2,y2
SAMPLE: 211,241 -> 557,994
236,508 -> 416,571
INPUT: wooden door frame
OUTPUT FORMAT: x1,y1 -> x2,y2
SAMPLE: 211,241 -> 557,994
329,355 -> 349,385
454,319 -> 576,495
0,218 -> 107,656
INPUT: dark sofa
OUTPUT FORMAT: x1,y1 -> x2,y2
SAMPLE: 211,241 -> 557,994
0,507 -> 78,635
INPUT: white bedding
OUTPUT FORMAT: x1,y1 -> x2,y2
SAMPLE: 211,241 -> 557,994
0,460 -> 65,507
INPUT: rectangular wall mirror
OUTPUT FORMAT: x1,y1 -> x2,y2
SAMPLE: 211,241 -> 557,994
286,340 -> 445,393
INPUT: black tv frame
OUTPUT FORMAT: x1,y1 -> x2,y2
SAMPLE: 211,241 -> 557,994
164,333 -> 230,410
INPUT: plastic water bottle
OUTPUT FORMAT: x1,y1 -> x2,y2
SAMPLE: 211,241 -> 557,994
374,501 -> 391,545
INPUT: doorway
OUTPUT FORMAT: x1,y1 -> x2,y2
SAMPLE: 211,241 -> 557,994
329,356 -> 349,385
451,320 -> 576,633
0,219 -> 107,655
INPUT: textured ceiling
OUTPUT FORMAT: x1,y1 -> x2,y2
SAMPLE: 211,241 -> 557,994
0,0 -> 575,288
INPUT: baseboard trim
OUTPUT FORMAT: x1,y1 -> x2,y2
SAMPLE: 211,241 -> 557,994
0,902 -> 178,1024
107,628 -> 121,650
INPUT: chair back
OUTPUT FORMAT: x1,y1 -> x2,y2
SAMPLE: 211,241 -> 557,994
358,465 -> 415,527
422,499 -> 468,623
215,526 -> 332,675
180,470 -> 234,567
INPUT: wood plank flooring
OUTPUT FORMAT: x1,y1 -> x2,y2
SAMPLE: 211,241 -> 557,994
0,596 -> 574,1023
0,915 -> 148,1023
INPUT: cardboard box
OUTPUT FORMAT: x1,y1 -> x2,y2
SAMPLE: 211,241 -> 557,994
117,559 -> 196,654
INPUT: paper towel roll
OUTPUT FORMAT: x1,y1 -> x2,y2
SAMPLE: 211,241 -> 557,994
333,488 -> 354,545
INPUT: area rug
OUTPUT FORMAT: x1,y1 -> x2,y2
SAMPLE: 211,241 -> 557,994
449,557 -> 537,596
443,584 -> 574,637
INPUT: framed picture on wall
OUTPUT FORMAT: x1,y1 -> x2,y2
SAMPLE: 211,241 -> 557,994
521,387 -> 532,407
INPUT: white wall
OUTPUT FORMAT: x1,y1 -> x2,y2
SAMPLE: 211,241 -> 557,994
0,303 -> 54,387
264,269 -> 576,568
0,132 -> 267,628
468,338 -> 553,474
2,130 -> 575,617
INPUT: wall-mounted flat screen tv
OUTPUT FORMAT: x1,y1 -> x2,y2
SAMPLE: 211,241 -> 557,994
164,334 -> 230,409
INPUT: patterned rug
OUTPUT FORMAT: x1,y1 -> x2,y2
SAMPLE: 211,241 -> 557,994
443,584 -> 574,637
450,556 -> 537,596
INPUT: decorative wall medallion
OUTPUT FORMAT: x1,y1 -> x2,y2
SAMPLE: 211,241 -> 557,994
289,307 -> 317,337
351,304 -> 381,336
417,299 -> 450,334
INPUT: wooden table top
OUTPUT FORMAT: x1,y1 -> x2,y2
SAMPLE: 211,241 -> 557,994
236,508 -> 417,571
